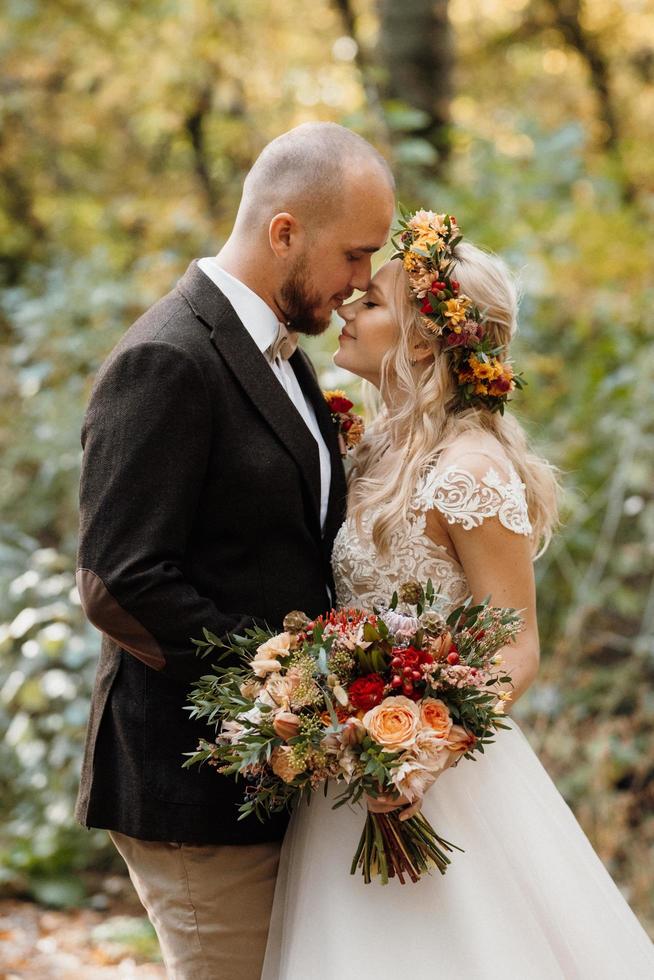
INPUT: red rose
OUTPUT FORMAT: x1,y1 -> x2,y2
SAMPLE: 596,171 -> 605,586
391,645 -> 433,669
348,673 -> 385,711
328,395 -> 354,414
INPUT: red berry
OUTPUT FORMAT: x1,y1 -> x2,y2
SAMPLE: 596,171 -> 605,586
447,652 -> 460,665
403,666 -> 413,678
411,669 -> 421,680
391,675 -> 403,688
403,684 -> 414,695
391,656 -> 403,668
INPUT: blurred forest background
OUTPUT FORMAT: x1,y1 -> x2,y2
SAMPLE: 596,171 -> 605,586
1,0 -> 653,954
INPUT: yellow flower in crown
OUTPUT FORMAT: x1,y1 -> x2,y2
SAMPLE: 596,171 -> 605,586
469,355 -> 495,380
414,228 -> 442,250
402,250 -> 426,275
442,297 -> 470,327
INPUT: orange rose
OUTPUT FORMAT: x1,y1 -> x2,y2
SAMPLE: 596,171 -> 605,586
420,698 -> 453,739
363,696 -> 421,750
447,723 -> 477,757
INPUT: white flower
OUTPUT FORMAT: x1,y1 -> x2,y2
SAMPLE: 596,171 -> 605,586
337,747 -> 358,783
238,704 -> 266,726
255,632 -> 293,659
391,760 -> 438,804
251,658 -> 283,678
218,719 -> 246,744
412,730 -> 451,772
332,684 -> 349,706
239,678 -> 262,699
380,609 -> 420,637
257,687 -> 278,709
340,717 -> 366,748
264,672 -> 300,708
251,632 -> 293,677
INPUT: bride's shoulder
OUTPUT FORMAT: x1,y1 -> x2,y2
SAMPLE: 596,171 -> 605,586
413,433 -> 532,536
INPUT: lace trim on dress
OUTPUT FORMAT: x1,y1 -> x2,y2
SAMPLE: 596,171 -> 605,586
331,510 -> 470,617
413,463 -> 533,536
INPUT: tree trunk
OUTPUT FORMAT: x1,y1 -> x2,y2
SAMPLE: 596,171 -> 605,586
377,0 -> 453,176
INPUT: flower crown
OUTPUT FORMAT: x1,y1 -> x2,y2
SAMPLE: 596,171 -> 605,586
391,207 -> 524,413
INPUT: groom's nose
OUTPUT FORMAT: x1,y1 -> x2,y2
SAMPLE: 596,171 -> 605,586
349,256 -> 372,292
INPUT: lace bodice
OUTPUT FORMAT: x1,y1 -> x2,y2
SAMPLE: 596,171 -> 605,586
332,458 -> 532,616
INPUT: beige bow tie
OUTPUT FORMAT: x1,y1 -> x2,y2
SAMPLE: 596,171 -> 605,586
267,321 -> 299,361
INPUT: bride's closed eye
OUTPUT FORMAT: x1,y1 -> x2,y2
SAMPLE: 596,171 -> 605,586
362,301 -> 377,308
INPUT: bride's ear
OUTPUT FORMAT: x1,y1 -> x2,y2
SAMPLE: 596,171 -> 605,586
409,341 -> 434,364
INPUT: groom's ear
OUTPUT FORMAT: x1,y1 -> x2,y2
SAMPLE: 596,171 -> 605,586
269,212 -> 302,257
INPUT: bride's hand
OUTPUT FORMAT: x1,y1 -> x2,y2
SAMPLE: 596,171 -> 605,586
365,792 -> 421,821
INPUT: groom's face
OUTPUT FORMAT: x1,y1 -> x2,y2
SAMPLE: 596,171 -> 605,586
280,173 -> 394,336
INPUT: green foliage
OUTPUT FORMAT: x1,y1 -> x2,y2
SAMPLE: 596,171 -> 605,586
0,541 -> 120,893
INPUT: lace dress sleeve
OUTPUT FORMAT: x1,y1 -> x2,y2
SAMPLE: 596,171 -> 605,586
413,453 -> 533,536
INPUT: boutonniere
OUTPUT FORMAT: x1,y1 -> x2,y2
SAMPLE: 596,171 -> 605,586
323,390 -> 365,458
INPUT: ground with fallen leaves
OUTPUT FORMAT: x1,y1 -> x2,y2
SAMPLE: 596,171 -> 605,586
0,878 -> 165,980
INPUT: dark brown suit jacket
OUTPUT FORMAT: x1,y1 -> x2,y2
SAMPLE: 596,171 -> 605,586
75,261 -> 347,843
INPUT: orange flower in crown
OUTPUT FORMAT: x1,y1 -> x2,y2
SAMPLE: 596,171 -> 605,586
391,206 -> 525,414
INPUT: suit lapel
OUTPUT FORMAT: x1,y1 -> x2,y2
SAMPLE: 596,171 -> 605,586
177,262 -> 322,533
290,350 -> 348,550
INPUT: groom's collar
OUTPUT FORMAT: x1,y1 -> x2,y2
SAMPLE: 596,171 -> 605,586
176,259 -> 243,332
196,257 -> 281,355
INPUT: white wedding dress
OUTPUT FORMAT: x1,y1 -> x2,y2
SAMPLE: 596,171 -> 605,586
262,452 -> 654,979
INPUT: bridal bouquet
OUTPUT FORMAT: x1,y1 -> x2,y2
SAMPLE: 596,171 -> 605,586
184,581 -> 521,884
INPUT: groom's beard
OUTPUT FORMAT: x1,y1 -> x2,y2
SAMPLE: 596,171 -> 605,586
280,254 -> 331,336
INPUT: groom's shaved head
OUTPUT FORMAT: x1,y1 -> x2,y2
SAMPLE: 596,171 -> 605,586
219,123 -> 395,339
236,122 -> 394,232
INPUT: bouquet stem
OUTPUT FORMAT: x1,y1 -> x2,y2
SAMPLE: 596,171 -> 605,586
351,810 -> 464,885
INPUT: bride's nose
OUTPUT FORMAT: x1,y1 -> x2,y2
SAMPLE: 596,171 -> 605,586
337,299 -> 357,320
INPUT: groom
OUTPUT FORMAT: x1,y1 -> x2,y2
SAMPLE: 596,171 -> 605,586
75,122 -> 395,979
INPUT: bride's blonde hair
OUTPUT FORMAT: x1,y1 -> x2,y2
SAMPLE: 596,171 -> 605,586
347,242 -> 559,559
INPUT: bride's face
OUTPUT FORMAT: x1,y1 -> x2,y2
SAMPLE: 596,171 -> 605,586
333,260 -> 399,387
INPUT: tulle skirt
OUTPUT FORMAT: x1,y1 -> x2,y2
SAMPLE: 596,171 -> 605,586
261,720 -> 654,979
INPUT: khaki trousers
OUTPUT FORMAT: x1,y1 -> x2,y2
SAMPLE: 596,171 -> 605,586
109,830 -> 281,980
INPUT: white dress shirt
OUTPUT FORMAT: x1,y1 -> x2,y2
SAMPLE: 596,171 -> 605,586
197,257 -> 332,533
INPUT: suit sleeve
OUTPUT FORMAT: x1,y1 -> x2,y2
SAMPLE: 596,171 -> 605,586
76,340 -> 259,685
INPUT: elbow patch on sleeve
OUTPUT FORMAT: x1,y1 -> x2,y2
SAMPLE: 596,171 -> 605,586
76,567 -> 166,671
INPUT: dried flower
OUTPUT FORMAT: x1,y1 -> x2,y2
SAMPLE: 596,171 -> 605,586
283,610 -> 311,633
398,580 -> 423,605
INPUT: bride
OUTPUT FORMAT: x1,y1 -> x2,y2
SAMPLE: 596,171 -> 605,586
261,211 -> 654,979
